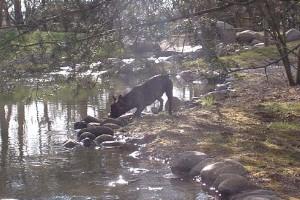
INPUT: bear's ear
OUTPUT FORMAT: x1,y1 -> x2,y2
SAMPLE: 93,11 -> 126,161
112,96 -> 117,102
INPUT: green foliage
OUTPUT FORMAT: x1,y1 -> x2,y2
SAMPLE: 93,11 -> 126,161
201,95 -> 215,107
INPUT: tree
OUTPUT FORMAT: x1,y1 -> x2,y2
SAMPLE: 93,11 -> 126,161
258,0 -> 297,86
13,0 -> 23,25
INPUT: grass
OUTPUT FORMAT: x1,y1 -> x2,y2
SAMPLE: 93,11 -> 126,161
184,40 -> 300,70
201,95 -> 215,107
260,102 -> 300,117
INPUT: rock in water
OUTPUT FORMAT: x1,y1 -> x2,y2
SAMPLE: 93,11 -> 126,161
230,189 -> 281,200
83,115 -> 101,123
74,121 -> 87,129
170,151 -> 208,177
78,132 -> 96,141
101,118 -> 127,127
87,122 -> 101,128
214,173 -> 258,198
101,141 -> 124,147
63,139 -> 79,148
77,126 -> 114,137
94,134 -> 114,145
81,138 -> 96,148
200,159 -> 248,186
102,123 -> 121,130
189,158 -> 217,177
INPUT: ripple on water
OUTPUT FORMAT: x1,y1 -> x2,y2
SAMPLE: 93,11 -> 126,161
128,167 -> 149,175
108,175 -> 128,187
128,151 -> 141,159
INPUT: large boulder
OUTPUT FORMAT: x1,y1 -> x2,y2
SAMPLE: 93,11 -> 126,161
236,30 -> 264,44
83,115 -> 101,123
229,189 -> 281,200
178,70 -> 199,82
63,139 -> 79,148
216,21 -> 236,43
170,151 -> 208,177
286,28 -> 300,42
77,126 -> 114,137
101,141 -> 125,148
78,132 -> 96,141
80,138 -> 96,148
200,159 -> 248,185
189,158 -> 217,177
101,118 -> 127,127
214,173 -> 258,199
87,122 -> 101,128
74,121 -> 87,130
94,134 -> 114,145
102,123 -> 121,130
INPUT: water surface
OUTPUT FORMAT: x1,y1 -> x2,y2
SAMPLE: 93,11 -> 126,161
0,72 -> 214,200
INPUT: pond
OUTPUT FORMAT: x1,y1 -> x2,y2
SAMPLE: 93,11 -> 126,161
0,71 -> 215,200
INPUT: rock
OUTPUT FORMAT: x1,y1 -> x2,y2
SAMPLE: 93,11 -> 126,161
83,115 -> 101,123
170,151 -> 208,177
78,132 -> 96,141
217,174 -> 258,199
74,121 -> 87,129
254,42 -> 265,48
102,123 -> 121,130
178,70 -> 199,82
202,90 -> 228,101
165,96 -> 183,112
94,134 -> 114,145
63,139 -> 79,148
200,159 -> 248,185
215,82 -> 230,91
117,113 -> 134,124
286,28 -> 300,42
128,40 -> 161,54
101,141 -> 125,147
80,138 -> 96,148
236,30 -> 264,44
216,21 -> 236,43
87,122 -> 101,128
78,126 -> 114,137
251,39 -> 263,46
101,118 -> 127,127
229,189 -> 281,200
189,158 -> 217,177
126,134 -> 157,145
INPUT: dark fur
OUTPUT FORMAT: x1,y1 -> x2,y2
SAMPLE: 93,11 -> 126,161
110,74 -> 173,118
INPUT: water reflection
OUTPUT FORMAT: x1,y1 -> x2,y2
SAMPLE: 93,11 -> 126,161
0,75 -> 213,199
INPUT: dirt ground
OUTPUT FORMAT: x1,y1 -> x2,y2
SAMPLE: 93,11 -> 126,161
120,67 -> 300,200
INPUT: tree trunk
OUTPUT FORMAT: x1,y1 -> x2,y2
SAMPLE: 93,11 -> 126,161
263,19 -> 269,46
14,0 -> 23,25
0,0 -> 4,27
296,48 -> 300,85
278,44 -> 295,86
4,0 -> 10,26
